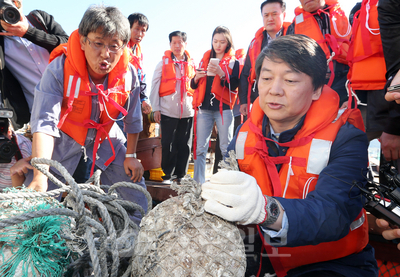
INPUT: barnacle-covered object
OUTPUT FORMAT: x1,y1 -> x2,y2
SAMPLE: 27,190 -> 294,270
132,177 -> 246,277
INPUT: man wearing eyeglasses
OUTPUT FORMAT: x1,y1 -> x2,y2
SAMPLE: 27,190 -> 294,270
27,5 -> 147,224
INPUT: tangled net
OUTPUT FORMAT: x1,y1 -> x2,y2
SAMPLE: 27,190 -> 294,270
0,157 -> 152,277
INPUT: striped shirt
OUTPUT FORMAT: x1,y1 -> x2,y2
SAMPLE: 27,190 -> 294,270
0,133 -> 32,190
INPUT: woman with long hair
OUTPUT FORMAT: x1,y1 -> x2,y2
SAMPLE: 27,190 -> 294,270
191,26 -> 240,184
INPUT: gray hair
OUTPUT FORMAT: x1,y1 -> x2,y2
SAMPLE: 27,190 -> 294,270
78,5 -> 130,44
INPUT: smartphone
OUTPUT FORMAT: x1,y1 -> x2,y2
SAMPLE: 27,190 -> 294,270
388,84 -> 400,93
207,58 -> 220,76
196,68 -> 206,72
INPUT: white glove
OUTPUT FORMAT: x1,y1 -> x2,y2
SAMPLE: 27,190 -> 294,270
201,170 -> 266,225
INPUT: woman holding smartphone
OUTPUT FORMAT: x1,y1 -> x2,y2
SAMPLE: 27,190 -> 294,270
191,26 -> 240,184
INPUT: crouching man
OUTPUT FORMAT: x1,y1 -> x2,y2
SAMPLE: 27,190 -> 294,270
28,5 -> 147,224
201,35 -> 378,276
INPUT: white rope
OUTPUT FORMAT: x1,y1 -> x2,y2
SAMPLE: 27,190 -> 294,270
366,0 -> 380,35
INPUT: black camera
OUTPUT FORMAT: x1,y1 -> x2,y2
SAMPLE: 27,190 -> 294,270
362,163 -> 400,227
0,108 -> 18,163
0,0 -> 20,24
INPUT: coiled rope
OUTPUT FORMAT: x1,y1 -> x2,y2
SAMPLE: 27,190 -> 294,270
0,157 -> 152,277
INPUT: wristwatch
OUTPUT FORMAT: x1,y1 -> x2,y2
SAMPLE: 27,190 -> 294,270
260,196 -> 280,227
125,153 -> 137,158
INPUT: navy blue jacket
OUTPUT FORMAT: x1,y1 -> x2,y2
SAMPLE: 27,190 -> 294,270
229,115 -> 378,276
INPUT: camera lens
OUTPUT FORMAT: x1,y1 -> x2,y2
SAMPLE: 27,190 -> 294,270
2,6 -> 20,24
1,144 -> 11,154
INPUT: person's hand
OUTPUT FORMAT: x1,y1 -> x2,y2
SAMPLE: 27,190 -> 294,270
201,170 -> 266,225
27,176 -> 48,192
10,156 -> 33,176
386,69 -> 400,104
240,104 -> 248,116
194,69 -> 207,83
380,132 -> 400,161
0,16 -> 29,37
207,63 -> 224,78
376,218 -> 400,250
124,157 -> 144,182
142,101 -> 152,115
154,111 -> 161,124
340,101 -> 348,109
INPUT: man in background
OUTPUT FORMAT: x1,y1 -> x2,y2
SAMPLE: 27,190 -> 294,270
286,0 -> 351,107
150,31 -> 195,183
128,12 -> 151,114
239,0 -> 289,116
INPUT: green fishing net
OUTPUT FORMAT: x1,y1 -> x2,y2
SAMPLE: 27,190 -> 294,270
0,187 -> 72,277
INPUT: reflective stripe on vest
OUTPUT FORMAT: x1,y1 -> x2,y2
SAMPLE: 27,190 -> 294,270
66,75 -> 81,98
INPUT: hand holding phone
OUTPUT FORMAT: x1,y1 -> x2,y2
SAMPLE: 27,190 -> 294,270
194,68 -> 207,83
388,84 -> 400,93
207,58 -> 220,76
386,84 -> 400,104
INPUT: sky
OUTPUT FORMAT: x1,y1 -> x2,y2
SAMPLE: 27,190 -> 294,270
22,0 -> 361,93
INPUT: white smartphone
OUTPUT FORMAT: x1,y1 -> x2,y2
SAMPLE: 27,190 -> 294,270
207,58 -> 220,76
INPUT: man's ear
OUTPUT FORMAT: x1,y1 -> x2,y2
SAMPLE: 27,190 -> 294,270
312,86 -> 323,101
80,35 -> 86,51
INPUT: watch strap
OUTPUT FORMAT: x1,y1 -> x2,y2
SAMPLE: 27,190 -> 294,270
260,196 -> 280,227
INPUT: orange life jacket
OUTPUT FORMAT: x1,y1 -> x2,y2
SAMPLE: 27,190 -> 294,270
247,23 -> 291,112
294,0 -> 351,65
347,0 -> 386,91
50,29 -> 132,175
235,48 -> 246,77
236,86 -> 368,273
192,49 -> 237,109
159,50 -> 195,97
128,42 -> 144,82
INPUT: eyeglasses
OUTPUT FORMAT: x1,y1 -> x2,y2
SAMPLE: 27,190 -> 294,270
85,37 -> 125,54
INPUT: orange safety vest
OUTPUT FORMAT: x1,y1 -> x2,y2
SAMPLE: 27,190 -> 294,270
193,49 -> 237,109
294,0 -> 351,65
50,29 -> 131,175
128,42 -> 144,82
247,23 -> 291,112
236,86 -> 368,273
235,48 -> 246,77
347,0 -> 386,91
159,50 -> 195,97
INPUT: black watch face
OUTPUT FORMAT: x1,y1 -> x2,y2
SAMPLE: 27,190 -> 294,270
270,202 -> 279,217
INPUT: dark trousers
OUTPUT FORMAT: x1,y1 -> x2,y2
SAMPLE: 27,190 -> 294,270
160,114 -> 193,179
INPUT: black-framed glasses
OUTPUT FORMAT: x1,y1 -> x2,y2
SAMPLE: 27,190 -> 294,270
85,37 -> 125,54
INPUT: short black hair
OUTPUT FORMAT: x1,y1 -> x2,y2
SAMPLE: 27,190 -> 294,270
168,31 -> 187,43
255,34 -> 327,90
260,0 -> 286,13
127,13 -> 149,31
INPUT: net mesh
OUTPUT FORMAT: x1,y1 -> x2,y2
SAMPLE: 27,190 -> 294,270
0,187 -> 72,277
377,259 -> 400,277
